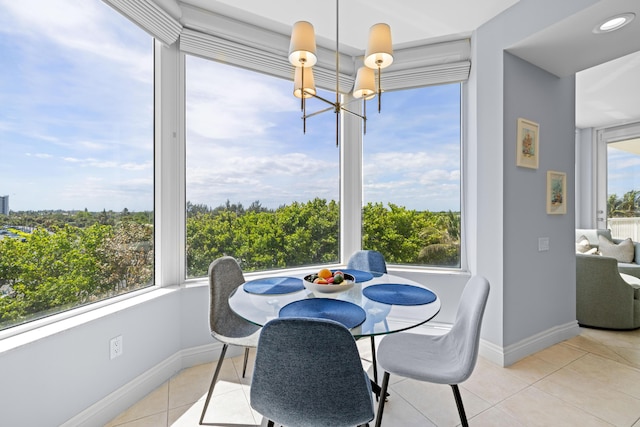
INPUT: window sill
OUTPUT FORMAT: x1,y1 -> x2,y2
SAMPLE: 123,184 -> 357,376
0,285 -> 179,353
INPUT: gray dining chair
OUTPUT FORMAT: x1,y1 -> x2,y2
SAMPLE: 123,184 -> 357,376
250,317 -> 375,427
347,249 -> 388,388
374,275 -> 490,427
347,250 -> 388,274
199,256 -> 261,425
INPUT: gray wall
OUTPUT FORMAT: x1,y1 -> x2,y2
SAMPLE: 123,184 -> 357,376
467,0 -> 595,353
503,52 -> 577,344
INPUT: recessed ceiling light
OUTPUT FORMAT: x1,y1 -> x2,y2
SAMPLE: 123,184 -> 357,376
593,13 -> 635,34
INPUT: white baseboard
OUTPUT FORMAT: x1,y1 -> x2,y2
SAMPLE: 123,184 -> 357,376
61,320 -> 581,425
479,320 -> 581,367
61,342 -> 226,427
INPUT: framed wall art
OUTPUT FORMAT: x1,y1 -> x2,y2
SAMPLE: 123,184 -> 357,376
516,118 -> 539,169
546,170 -> 566,215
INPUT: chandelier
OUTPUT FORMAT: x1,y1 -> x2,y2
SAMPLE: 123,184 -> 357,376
288,0 -> 393,146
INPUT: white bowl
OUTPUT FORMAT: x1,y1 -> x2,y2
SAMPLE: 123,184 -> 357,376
303,273 -> 355,294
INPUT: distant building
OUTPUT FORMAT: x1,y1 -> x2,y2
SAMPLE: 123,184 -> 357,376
0,195 -> 8,215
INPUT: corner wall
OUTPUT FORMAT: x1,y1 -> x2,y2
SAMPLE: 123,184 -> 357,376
503,52 -> 577,345
467,0 -> 595,363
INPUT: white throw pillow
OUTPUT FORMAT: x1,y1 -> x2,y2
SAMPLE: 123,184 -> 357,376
598,235 -> 634,263
576,235 -> 591,253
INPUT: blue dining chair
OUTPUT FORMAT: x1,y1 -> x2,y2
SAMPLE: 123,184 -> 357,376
347,250 -> 388,388
347,250 -> 388,274
250,317 -> 375,427
199,256 -> 261,425
373,275 -> 490,427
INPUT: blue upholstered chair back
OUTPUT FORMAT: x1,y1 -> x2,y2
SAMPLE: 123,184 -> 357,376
250,317 -> 374,427
347,250 -> 388,274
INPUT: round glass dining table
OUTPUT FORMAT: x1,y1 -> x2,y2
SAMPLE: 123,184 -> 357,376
228,270 -> 441,339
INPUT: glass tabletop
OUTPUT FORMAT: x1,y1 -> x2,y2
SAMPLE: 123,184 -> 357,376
228,272 -> 441,338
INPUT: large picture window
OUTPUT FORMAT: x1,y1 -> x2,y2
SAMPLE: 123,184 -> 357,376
185,56 -> 339,277
0,0 -> 154,330
363,84 -> 462,267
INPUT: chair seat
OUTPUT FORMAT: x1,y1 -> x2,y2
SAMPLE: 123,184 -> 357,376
377,332 -> 470,384
212,329 -> 260,348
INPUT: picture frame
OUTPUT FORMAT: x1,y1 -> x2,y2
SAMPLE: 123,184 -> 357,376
516,118 -> 539,169
546,171 -> 566,214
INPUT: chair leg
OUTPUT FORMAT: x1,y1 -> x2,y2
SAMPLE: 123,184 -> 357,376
199,344 -> 228,425
242,347 -> 250,378
374,372 -> 390,427
450,384 -> 469,427
370,336 -> 378,385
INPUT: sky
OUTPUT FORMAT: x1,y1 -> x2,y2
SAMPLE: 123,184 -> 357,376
1,0 -> 461,214
607,147 -> 640,200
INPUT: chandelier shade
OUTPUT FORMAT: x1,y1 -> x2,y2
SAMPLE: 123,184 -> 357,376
293,66 -> 316,98
353,67 -> 376,99
364,23 -> 394,69
288,21 -> 317,67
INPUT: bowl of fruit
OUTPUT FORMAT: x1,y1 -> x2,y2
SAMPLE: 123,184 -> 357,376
303,268 -> 355,294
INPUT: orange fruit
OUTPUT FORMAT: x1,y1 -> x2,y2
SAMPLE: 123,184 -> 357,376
317,268 -> 333,279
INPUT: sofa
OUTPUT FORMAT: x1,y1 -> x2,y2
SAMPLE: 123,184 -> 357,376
575,229 -> 640,329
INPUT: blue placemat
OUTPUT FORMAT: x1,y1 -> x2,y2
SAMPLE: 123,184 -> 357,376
332,269 -> 374,283
243,277 -> 304,295
278,298 -> 366,329
363,284 -> 436,306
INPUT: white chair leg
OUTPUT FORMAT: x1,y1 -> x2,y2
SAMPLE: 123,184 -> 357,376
199,344 -> 228,425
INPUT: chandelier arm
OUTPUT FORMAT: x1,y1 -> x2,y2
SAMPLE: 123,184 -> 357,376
303,106 -> 335,119
304,91 -> 337,107
341,107 -> 366,121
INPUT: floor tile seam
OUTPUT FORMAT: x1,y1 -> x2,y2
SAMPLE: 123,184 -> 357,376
559,362 -> 640,403
113,410 -> 170,427
385,381 -> 439,426
164,376 -> 173,426
113,389 -> 171,426
460,378 -> 526,408
572,349 -> 640,375
529,381 -> 621,426
607,347 -> 640,371
468,405 -> 527,427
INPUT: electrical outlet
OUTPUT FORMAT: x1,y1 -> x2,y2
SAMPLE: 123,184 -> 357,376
110,335 -> 123,359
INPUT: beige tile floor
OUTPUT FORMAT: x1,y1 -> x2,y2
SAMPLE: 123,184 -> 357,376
106,326 -> 640,427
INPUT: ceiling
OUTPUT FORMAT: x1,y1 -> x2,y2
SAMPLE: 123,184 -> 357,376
177,0 -> 640,129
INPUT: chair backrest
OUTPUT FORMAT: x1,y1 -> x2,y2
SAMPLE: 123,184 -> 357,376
445,275 -> 490,383
250,317 -> 374,427
208,256 -> 259,340
347,250 -> 388,273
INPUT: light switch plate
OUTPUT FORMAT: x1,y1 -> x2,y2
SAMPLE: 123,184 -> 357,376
538,237 -> 550,251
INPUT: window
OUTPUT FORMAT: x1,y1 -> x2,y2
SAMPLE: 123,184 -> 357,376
606,137 -> 640,240
185,56 -> 339,277
0,0 -> 154,330
362,84 -> 462,267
